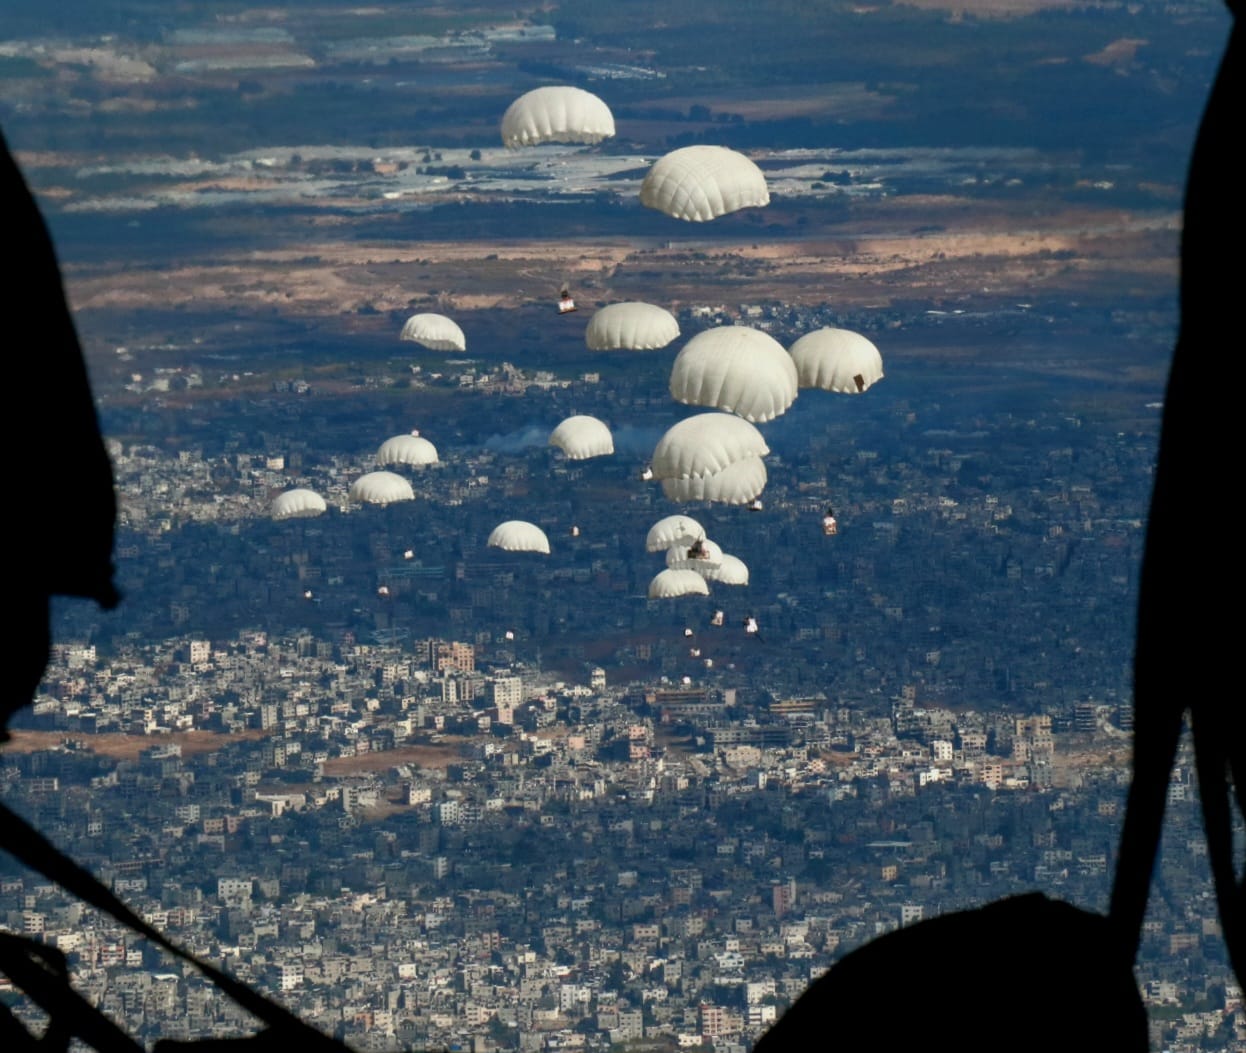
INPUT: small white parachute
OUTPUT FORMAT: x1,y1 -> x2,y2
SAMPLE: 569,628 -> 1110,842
548,415 -> 614,460
789,327 -> 884,393
703,553 -> 749,586
488,520 -> 551,554
660,456 -> 767,506
646,515 -> 706,553
639,145 -> 770,222
666,538 -> 724,571
377,433 -> 439,467
400,313 -> 466,352
272,488 -> 327,520
501,86 -> 616,148
349,471 -> 415,506
648,568 -> 711,599
669,326 -> 798,423
651,413 -> 769,481
585,302 -> 680,351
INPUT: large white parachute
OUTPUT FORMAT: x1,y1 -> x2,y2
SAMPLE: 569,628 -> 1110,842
377,434 -> 439,467
789,327 -> 885,393
585,302 -> 680,351
548,415 -> 614,460
400,313 -> 466,352
488,520 -> 551,554
272,488 -> 327,520
349,471 -> 415,506
669,326 -> 798,423
639,145 -> 770,222
645,515 -> 706,553
651,413 -> 769,481
660,455 -> 767,505
501,86 -> 616,148
648,568 -> 711,599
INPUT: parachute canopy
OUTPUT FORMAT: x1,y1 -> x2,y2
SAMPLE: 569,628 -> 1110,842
349,471 -> 415,506
488,520 -> 551,554
377,434 -> 439,467
501,86 -> 615,148
646,515 -> 706,553
272,488 -> 327,520
549,415 -> 614,461
670,326 -> 798,423
789,327 -> 885,393
651,413 -> 769,481
400,313 -> 466,352
585,302 -> 680,351
639,145 -> 770,222
666,538 -> 724,571
648,568 -> 711,600
704,553 -> 749,586
660,455 -> 767,506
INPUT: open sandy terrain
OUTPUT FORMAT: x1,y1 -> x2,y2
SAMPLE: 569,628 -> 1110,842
4,728 -> 266,760
320,738 -> 474,776
65,203 -> 1180,326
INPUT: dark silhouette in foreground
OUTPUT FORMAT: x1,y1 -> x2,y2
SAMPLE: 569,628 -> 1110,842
755,893 -> 1147,1052
4,129 -> 119,744
757,11 -> 1242,1051
0,129 -> 352,1052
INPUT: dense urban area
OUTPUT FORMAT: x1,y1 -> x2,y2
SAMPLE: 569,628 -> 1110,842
7,296 -> 1240,1050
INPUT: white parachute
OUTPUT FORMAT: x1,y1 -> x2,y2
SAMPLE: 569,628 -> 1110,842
639,145 -> 770,222
646,515 -> 706,553
665,538 -> 724,571
377,434 -> 439,467
272,488 -> 327,520
660,455 -> 767,505
400,313 -> 466,352
669,326 -> 798,423
648,568 -> 711,599
548,415 -> 614,460
487,520 -> 551,554
703,553 -> 749,586
651,412 -> 769,481
585,302 -> 680,351
349,471 -> 415,506
789,327 -> 885,393
501,86 -> 616,148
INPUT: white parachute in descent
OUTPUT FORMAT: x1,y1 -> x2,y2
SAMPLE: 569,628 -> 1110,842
349,471 -> 415,506
646,515 -> 707,553
651,413 -> 770,481
585,302 -> 680,351
704,553 -> 749,586
400,313 -> 466,352
501,86 -> 616,148
648,568 -> 711,599
669,326 -> 798,423
487,520 -> 551,554
660,455 -> 767,506
548,415 -> 615,460
639,145 -> 770,222
272,488 -> 327,520
377,434 -> 439,467
789,327 -> 884,393
666,538 -> 724,571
